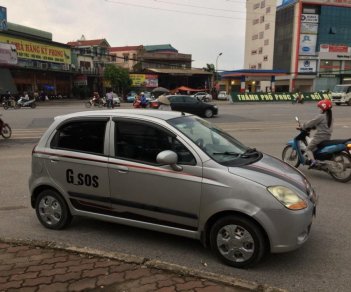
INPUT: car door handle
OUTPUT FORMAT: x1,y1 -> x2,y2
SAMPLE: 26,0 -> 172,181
115,165 -> 129,173
49,156 -> 59,163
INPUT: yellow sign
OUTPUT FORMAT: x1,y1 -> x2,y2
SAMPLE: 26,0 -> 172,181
0,35 -> 71,64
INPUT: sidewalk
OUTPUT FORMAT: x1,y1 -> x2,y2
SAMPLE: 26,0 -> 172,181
0,240 -> 285,292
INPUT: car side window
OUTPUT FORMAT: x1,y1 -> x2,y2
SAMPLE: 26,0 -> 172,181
168,96 -> 183,103
183,96 -> 197,103
114,121 -> 196,165
51,120 -> 106,155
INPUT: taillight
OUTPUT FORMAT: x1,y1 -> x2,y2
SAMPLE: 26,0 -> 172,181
347,143 -> 351,151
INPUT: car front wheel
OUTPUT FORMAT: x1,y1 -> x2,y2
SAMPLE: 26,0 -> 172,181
204,109 -> 214,118
210,215 -> 266,268
35,189 -> 72,230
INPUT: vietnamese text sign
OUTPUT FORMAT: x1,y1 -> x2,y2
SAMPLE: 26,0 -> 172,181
0,35 -> 71,64
301,0 -> 351,6
320,44 -> 350,53
301,22 -> 318,34
301,14 -> 319,23
230,92 -> 331,102
0,43 -> 17,64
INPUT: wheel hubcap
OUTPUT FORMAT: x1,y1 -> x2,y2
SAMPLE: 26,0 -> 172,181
38,195 -> 62,226
217,224 -> 255,263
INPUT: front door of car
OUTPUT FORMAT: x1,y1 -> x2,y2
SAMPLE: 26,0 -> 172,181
108,119 -> 203,230
45,119 -> 111,211
182,95 -> 202,115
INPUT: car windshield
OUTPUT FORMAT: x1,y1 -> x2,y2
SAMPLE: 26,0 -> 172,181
333,86 -> 349,93
168,116 -> 261,166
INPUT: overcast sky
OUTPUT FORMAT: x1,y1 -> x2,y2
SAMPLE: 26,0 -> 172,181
2,0 -> 248,71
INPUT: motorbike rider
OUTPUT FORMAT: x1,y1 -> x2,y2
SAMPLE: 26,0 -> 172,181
92,92 -> 101,105
140,92 -> 148,108
301,99 -> 333,168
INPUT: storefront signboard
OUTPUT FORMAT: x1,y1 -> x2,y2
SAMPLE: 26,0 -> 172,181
301,0 -> 351,7
130,74 -> 158,87
73,75 -> 88,86
299,34 -> 317,55
0,35 -> 71,64
301,14 -> 319,23
298,60 -> 317,73
0,6 -> 7,31
0,42 -> 17,64
319,52 -> 351,60
320,44 -> 350,53
301,22 -> 318,34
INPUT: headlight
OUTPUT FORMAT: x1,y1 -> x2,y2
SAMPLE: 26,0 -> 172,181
267,186 -> 307,210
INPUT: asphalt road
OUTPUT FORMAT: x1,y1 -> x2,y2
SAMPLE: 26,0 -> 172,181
1,101 -> 351,291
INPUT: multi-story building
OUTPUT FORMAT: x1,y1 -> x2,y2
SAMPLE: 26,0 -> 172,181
273,0 -> 351,91
109,45 -> 141,71
244,0 -> 277,91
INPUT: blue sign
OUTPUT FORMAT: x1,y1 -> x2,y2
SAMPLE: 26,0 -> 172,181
0,6 -> 8,31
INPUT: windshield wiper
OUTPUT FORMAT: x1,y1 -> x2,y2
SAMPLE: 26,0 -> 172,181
240,148 -> 259,157
213,152 -> 240,156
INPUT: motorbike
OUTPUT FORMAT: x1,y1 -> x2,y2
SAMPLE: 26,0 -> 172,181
85,97 -> 106,108
282,117 -> 351,182
133,99 -> 148,108
0,115 -> 12,139
2,98 -> 19,110
17,98 -> 37,109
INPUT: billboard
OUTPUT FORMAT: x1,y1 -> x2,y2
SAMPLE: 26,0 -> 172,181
0,43 -> 17,64
130,74 -> 158,87
0,35 -> 71,64
0,6 -> 7,31
301,0 -> 351,7
320,44 -> 350,53
298,60 -> 317,73
299,34 -> 317,55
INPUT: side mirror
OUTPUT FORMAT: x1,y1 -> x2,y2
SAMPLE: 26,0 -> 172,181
156,150 -> 183,171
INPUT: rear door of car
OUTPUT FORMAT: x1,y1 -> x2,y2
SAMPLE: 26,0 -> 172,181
44,118 -> 111,212
107,118 -> 203,230
169,95 -> 186,112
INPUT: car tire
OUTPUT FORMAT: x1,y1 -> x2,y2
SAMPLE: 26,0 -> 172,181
210,215 -> 266,268
35,189 -> 72,230
204,109 -> 214,118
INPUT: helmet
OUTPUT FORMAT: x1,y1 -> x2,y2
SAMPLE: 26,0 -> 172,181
317,99 -> 332,111
141,92 -> 144,95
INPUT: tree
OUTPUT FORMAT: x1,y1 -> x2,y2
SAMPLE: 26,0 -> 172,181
104,64 -> 132,96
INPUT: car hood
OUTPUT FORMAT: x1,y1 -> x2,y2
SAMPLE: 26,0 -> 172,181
228,153 -> 307,191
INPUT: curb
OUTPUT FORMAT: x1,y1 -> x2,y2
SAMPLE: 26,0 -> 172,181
0,237 -> 286,292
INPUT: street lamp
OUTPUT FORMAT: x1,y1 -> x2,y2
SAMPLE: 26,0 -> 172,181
215,52 -> 223,81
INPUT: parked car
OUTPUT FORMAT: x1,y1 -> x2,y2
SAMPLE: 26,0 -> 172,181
126,92 -> 137,103
217,91 -> 230,101
331,84 -> 351,106
151,95 -> 218,118
191,92 -> 213,102
29,110 -> 317,268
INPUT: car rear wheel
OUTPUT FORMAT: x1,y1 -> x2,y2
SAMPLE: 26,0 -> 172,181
210,215 -> 266,268
35,189 -> 72,230
204,109 -> 214,118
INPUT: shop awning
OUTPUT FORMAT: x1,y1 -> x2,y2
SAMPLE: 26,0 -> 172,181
146,68 -> 212,75
171,86 -> 208,93
0,68 -> 17,95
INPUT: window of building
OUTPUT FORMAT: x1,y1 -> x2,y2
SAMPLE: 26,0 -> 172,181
114,121 -> 196,165
123,54 -> 129,63
258,47 -> 263,54
266,6 -> 271,13
265,23 -> 270,30
263,55 -> 268,61
260,15 -> 265,23
251,50 -> 258,55
264,39 -> 269,45
250,65 -> 257,69
253,2 -> 260,9
260,0 -> 265,8
253,18 -> 259,25
51,120 -> 107,155
319,60 -> 341,73
345,61 -> 351,72
259,31 -> 264,39
258,63 -> 262,69
252,34 -> 258,40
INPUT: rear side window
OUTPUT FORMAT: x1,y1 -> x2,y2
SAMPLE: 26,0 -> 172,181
51,120 -> 107,155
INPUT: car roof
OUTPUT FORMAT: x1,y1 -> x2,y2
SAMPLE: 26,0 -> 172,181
54,109 -> 191,122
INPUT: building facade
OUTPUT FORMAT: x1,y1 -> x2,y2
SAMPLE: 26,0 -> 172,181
0,22 -> 72,96
244,0 -> 277,91
273,0 -> 351,91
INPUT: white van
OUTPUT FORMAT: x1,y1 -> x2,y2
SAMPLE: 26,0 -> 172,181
331,84 -> 351,106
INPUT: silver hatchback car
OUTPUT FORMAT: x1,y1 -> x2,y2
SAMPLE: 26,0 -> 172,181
29,109 -> 317,268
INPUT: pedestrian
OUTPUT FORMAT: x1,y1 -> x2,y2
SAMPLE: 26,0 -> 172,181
158,95 -> 171,111
300,99 -> 333,168
106,89 -> 113,109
